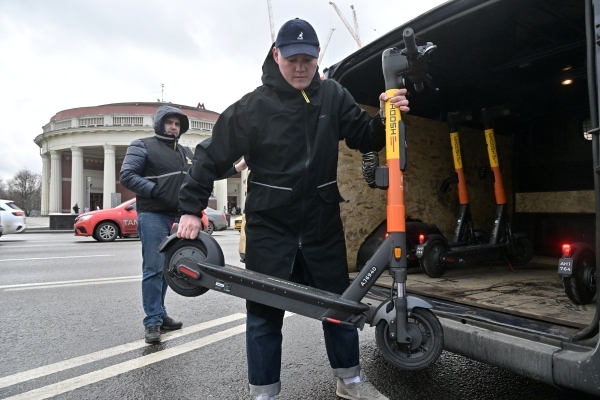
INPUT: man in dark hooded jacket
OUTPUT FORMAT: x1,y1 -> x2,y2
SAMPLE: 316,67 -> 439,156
121,106 -> 244,344
177,19 -> 409,400
120,105 -> 194,344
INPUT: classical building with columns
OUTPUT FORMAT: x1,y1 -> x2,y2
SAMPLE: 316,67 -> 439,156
34,102 -> 247,215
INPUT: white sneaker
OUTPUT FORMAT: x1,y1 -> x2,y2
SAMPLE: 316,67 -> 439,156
252,395 -> 271,400
336,371 -> 388,400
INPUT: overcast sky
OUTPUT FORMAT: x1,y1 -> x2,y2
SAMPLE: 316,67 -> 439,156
0,0 -> 447,180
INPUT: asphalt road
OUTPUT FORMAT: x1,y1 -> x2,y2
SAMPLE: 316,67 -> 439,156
0,231 -> 595,400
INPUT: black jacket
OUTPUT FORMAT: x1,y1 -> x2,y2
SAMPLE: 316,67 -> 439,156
120,105 -> 194,216
179,47 -> 385,297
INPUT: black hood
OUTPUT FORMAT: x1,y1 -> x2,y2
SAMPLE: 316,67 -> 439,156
153,105 -> 190,138
261,46 -> 321,94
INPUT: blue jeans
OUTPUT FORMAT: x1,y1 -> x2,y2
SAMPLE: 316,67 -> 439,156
138,212 -> 177,328
246,250 -> 362,396
246,311 -> 361,396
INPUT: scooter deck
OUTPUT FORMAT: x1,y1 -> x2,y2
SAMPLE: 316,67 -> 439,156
441,243 -> 505,266
182,258 -> 371,322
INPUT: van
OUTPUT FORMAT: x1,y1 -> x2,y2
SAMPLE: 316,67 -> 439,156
323,0 -> 599,394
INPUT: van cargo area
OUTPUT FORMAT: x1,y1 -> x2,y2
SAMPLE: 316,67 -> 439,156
325,0 -> 600,395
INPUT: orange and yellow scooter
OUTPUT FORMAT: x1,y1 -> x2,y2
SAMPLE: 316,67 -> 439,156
416,106 -> 534,277
158,28 -> 443,370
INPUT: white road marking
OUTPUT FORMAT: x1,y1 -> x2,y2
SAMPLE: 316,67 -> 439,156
0,313 -> 247,390
0,276 -> 141,290
0,241 -> 138,248
5,313 -> 294,400
0,255 -> 114,262
4,279 -> 141,291
4,325 -> 247,400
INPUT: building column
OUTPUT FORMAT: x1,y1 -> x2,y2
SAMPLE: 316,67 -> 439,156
70,146 -> 84,214
214,179 -> 228,213
103,144 -> 116,209
240,169 -> 248,213
41,153 -> 50,216
49,150 -> 62,214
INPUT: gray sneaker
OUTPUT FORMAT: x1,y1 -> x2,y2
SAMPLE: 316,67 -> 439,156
252,395 -> 271,400
336,371 -> 388,400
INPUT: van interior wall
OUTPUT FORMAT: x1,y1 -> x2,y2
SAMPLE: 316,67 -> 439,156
338,112 -> 513,272
513,107 -> 596,256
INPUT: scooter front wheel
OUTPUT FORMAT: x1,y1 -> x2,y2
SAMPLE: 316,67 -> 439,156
375,308 -> 444,370
164,239 -> 210,297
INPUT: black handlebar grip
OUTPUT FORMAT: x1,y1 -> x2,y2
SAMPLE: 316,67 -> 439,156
403,28 -> 418,56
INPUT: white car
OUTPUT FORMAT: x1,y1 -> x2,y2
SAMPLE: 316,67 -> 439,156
0,199 -> 27,234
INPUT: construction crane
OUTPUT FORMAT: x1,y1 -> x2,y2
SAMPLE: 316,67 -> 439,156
266,0 -> 275,43
329,2 -> 362,48
351,5 -> 361,47
317,28 -> 335,66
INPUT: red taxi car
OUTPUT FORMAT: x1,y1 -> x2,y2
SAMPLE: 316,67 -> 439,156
74,198 -> 208,242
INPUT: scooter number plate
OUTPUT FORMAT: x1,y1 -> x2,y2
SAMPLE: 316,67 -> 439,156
558,258 -> 573,277
415,245 -> 425,258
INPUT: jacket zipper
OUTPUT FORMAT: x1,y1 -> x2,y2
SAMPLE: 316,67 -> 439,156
299,90 -> 311,250
301,90 -> 310,103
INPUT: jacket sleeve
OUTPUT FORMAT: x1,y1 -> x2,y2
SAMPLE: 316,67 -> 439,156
119,139 -> 157,198
179,102 -> 250,216
335,82 -> 386,153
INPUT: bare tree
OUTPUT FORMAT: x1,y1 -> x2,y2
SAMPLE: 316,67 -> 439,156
0,178 -> 7,199
7,168 -> 41,216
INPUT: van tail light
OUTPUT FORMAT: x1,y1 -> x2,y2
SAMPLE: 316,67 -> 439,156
562,244 -> 572,258
419,234 -> 425,245
12,211 -> 24,216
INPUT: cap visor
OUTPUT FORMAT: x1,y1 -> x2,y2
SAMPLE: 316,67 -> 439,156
279,44 -> 319,59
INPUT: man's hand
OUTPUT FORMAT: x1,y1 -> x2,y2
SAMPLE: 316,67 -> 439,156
379,88 -> 410,113
177,214 -> 203,239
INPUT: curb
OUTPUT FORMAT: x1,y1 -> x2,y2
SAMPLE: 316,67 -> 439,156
23,229 -> 74,234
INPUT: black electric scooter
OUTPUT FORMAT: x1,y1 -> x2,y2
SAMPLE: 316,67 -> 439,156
439,111 -> 490,247
159,28 -> 444,370
415,106 -> 534,277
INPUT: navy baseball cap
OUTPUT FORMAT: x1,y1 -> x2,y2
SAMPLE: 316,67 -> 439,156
275,18 -> 320,58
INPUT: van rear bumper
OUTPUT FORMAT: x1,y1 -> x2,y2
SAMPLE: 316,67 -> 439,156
366,287 -> 600,395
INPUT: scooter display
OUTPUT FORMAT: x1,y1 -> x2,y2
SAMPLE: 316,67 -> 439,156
159,28 -> 444,370
415,106 -> 534,277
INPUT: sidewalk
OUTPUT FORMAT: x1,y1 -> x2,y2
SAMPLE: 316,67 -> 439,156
24,216 -> 72,234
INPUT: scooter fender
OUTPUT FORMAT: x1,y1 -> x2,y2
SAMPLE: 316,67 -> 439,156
369,295 -> 434,327
512,232 -> 529,240
158,231 -> 225,267
568,242 -> 594,265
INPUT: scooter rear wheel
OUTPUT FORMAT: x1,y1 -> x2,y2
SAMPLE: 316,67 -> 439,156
507,237 -> 534,267
420,239 -> 447,278
375,308 -> 444,370
563,249 -> 596,305
164,239 -> 210,297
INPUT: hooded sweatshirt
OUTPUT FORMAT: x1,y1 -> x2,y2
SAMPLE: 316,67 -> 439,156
179,47 -> 385,298
120,105 -> 194,216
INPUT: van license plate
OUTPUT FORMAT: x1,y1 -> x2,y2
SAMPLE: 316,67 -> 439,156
558,258 -> 573,277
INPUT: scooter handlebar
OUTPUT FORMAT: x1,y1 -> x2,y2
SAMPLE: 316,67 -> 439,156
403,28 -> 418,56
381,28 -> 436,92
